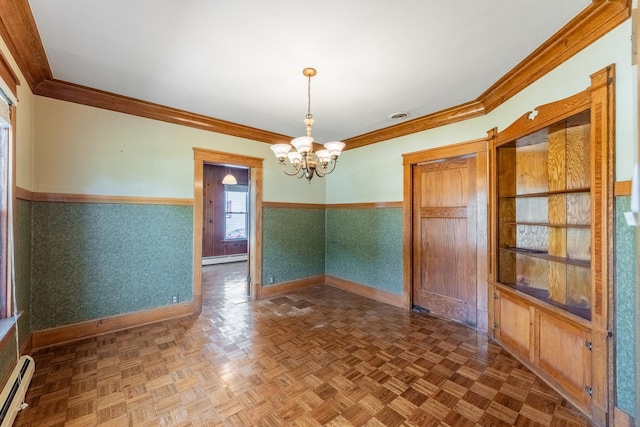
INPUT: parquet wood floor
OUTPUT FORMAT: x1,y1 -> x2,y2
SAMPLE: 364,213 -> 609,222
14,262 -> 592,426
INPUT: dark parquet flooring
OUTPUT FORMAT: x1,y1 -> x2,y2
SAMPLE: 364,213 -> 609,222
13,262 -> 591,426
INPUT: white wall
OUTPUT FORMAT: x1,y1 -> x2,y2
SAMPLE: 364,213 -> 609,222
31,19 -> 634,206
0,36 -> 35,190
326,20 -> 635,204
33,97 -> 326,203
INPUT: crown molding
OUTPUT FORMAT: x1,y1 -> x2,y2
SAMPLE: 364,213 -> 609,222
34,79 -> 292,145
343,0 -> 630,149
479,0 -> 630,113
0,0 -> 51,91
0,0 -> 631,149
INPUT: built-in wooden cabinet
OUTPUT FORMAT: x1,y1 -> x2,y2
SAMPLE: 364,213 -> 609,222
489,66 -> 613,426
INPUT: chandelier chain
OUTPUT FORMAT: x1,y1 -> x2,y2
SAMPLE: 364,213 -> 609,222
306,74 -> 313,120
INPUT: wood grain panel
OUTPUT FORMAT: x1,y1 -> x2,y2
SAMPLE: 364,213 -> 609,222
516,224 -> 548,252
547,123 -> 567,192
567,193 -> 591,225
419,206 -> 467,218
516,254 -> 549,290
566,265 -> 591,308
548,194 -> 567,225
516,142 -> 549,195
497,147 -> 516,197
496,291 -> 532,360
566,121 -> 591,189
548,227 -> 567,258
498,251 -> 516,285
548,261 -> 567,304
516,197 -> 548,223
567,228 -> 591,261
499,223 -> 516,250
419,290 -> 470,324
535,311 -> 591,408
498,198 -> 515,223
420,217 -> 467,297
420,163 -> 467,207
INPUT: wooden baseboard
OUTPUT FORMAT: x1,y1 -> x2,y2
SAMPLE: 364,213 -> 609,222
31,300 -> 197,349
259,275 -> 325,298
325,275 -> 404,308
614,406 -> 635,427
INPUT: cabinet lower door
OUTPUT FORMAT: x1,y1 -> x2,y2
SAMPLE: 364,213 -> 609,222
535,310 -> 592,408
495,290 -> 533,361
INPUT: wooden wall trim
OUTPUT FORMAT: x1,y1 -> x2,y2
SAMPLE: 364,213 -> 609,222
31,300 -> 197,349
344,101 -> 486,150
325,275 -> 404,308
32,192 -> 193,206
480,0 -> 630,113
325,202 -> 403,209
262,202 -> 325,209
263,201 -> 403,209
0,0 -> 629,152
403,138 -> 488,165
342,1 -> 629,149
258,275 -> 325,298
14,186 -> 32,201
0,0 -> 51,92
614,180 -> 631,196
0,49 -> 19,97
35,79 -> 292,145
613,407 -> 635,427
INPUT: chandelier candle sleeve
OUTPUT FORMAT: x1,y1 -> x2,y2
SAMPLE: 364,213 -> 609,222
270,67 -> 345,182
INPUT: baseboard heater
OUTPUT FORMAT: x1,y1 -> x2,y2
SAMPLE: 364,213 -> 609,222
0,356 -> 34,427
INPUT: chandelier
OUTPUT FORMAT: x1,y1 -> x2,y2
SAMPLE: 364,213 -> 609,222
270,68 -> 345,182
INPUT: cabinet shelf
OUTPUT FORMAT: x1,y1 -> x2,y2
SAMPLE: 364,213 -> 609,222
500,246 -> 590,267
498,283 -> 591,321
499,221 -> 590,228
498,187 -> 590,198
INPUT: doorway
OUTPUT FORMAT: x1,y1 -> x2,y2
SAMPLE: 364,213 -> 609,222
193,148 -> 263,314
202,164 -> 249,265
402,139 -> 488,331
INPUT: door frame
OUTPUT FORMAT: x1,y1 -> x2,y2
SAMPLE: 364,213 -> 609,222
402,138 -> 488,318
193,148 -> 263,313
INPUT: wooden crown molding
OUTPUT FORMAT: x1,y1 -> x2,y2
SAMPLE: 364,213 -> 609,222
0,0 -> 630,149
35,79 -> 293,145
0,49 -> 19,97
479,0 -> 630,113
0,0 -> 51,91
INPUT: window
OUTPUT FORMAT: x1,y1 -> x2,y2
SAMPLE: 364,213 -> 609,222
0,91 -> 11,318
224,185 -> 248,240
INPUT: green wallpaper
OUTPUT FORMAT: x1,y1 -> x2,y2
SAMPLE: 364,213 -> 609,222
615,197 -> 637,417
0,199 -> 33,384
31,202 -> 193,331
262,207 -> 325,285
325,208 -> 403,295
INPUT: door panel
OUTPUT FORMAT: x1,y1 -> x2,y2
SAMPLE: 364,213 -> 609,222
413,157 -> 477,326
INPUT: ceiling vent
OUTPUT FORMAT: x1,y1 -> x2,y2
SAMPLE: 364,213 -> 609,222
389,112 -> 410,120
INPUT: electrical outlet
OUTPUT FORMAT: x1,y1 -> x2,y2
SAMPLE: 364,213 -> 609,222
268,276 -> 274,284
172,295 -> 179,303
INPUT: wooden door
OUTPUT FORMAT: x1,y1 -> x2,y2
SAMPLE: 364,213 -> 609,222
412,156 -> 478,326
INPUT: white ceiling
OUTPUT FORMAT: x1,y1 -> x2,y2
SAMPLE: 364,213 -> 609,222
28,0 -> 590,144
